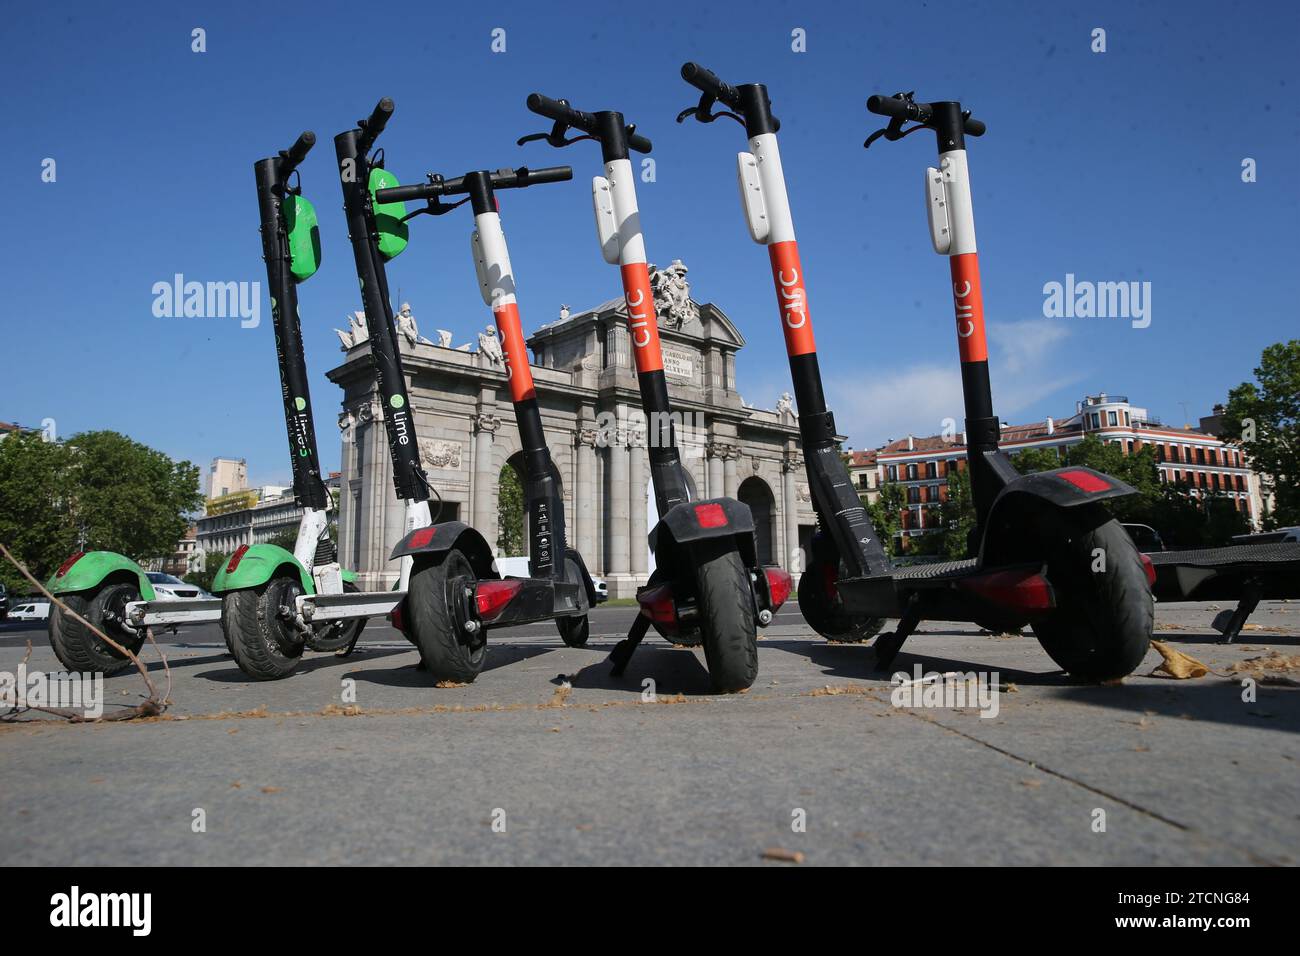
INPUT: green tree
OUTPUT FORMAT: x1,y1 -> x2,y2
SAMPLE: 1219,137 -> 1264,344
497,462 -> 525,556
866,481 -> 905,557
937,466 -> 977,558
1222,339 -> 1300,527
0,429 -> 202,591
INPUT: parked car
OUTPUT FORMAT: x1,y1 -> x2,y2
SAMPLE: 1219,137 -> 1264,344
9,601 -> 50,621
0,582 -> 8,620
145,572 -> 203,600
1122,523 -> 1166,553
590,576 -> 608,604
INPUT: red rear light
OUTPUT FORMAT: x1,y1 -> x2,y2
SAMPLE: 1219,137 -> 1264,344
764,567 -> 793,610
1139,552 -> 1156,587
694,503 -> 728,528
55,552 -> 85,578
475,579 -> 523,622
226,544 -> 250,574
407,527 -> 436,549
635,583 -> 678,630
1057,469 -> 1111,493
957,567 -> 1053,611
389,601 -> 406,634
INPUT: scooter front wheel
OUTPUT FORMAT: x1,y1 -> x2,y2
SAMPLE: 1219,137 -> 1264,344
693,539 -> 758,693
48,583 -> 146,676
407,549 -> 486,684
796,558 -> 884,643
223,575 -> 306,681
555,556 -> 591,648
1031,516 -> 1153,682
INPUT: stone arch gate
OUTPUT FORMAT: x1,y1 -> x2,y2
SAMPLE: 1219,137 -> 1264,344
327,262 -> 822,598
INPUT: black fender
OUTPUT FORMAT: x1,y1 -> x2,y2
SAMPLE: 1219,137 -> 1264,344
650,498 -> 758,569
563,546 -> 598,608
979,467 -> 1135,566
389,521 -> 497,580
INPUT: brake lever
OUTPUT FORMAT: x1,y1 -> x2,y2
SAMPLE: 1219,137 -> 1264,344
863,119 -> 927,149
516,118 -> 596,149
675,93 -> 744,127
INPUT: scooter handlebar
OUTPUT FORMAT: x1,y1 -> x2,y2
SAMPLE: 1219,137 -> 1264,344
867,93 -> 985,136
286,131 -> 315,165
504,165 -> 573,187
526,93 -> 652,153
680,62 -> 740,108
373,182 -> 429,203
366,97 -> 395,134
373,165 -> 574,205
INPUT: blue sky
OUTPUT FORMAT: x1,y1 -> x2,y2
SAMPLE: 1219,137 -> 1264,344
2,0 -> 1296,486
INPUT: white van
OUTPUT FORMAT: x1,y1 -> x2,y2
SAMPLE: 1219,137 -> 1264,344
9,602 -> 51,621
492,556 -> 607,603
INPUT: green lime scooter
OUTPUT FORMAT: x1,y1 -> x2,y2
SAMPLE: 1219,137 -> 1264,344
46,130 -> 364,676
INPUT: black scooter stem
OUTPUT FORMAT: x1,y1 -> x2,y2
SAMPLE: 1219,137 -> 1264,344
253,150 -> 329,513
334,124 -> 430,505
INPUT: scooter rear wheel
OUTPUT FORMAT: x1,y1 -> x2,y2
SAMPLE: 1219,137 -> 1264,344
555,556 -> 591,647
797,558 -> 885,643
694,539 -> 758,693
48,583 -> 146,676
305,581 -> 368,652
408,549 -> 486,684
223,575 -> 306,681
1031,515 -> 1153,682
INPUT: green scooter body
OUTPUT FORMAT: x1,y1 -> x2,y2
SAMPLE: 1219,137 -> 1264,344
210,543 -> 361,594
45,551 -> 157,600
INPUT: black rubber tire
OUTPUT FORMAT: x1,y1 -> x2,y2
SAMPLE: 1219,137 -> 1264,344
305,580 -> 368,652
47,583 -> 145,676
693,540 -> 758,693
1031,516 -> 1153,682
407,550 -> 485,684
796,558 -> 885,643
223,575 -> 306,681
555,556 -> 591,647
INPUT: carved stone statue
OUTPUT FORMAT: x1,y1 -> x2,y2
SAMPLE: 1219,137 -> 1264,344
559,304 -> 571,321
477,323 -> 504,365
435,329 -> 453,348
335,311 -> 371,350
649,259 -> 699,330
394,302 -> 432,348
776,391 -> 794,417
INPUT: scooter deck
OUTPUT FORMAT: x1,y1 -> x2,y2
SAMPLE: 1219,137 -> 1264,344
126,598 -> 224,627
835,557 -> 1047,621
1147,542 -> 1300,602
300,590 -> 404,623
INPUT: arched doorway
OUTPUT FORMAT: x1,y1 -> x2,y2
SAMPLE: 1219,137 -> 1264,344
497,454 -> 526,556
738,475 -> 776,565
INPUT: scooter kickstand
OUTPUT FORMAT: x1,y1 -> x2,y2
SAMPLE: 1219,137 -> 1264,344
609,614 -> 651,678
1211,579 -> 1263,644
873,601 -> 921,672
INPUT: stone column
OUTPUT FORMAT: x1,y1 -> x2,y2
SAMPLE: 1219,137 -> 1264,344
575,424 -> 598,564
724,446 -> 740,499
783,455 -> 802,572
471,413 -> 501,552
606,418 -> 632,596
629,427 -> 648,579
707,442 -> 725,500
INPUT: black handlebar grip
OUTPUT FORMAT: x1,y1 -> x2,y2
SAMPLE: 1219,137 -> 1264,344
964,117 -> 986,136
286,131 -> 316,167
626,130 -> 652,153
373,182 -> 431,204
513,165 -> 573,186
680,62 -> 739,106
866,94 -> 908,118
367,97 -> 395,133
526,93 -> 591,130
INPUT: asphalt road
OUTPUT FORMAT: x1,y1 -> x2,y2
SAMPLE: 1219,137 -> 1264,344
2,600 -> 1297,866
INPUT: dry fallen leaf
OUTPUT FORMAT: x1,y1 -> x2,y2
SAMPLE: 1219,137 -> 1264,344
1148,641 -> 1209,679
260,786 -> 281,794
761,847 -> 805,864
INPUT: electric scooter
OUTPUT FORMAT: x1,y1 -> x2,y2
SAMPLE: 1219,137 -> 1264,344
677,65 -> 1154,682
326,98 -> 552,683
45,130 -> 365,677
373,164 -> 597,647
518,93 -> 791,692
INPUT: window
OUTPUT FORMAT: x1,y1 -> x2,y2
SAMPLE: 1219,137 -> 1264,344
926,461 -> 937,479
1156,445 -> 1166,462
1090,413 -> 1100,429
929,483 -> 941,503
1108,411 -> 1118,426
906,463 -> 918,481
887,465 -> 897,482
1196,447 -> 1206,464
907,486 -> 921,504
